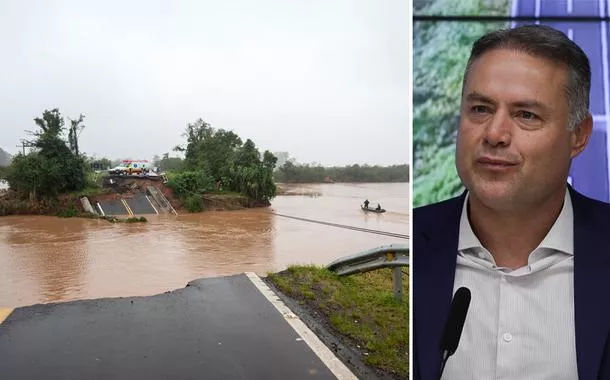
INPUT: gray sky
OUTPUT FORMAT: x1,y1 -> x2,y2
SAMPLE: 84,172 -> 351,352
0,0 -> 409,166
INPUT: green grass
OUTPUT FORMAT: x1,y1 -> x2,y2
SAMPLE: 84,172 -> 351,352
268,266 -> 408,378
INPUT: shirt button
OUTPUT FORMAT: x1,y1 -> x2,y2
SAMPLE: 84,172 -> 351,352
503,333 -> 513,342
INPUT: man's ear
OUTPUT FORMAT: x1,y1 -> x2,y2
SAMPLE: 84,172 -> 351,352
570,114 -> 593,159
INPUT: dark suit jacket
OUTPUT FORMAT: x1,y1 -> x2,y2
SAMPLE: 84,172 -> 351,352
413,186 -> 610,380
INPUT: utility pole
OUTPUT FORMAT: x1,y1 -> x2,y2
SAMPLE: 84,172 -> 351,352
16,140 -> 35,155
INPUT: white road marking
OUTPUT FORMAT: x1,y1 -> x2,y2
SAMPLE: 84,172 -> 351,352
245,272 -> 358,380
145,195 -> 159,214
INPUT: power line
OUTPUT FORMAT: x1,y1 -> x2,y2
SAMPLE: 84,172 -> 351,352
269,212 -> 409,240
168,180 -> 409,239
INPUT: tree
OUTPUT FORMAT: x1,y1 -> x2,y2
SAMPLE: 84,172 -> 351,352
68,114 -> 85,156
262,150 -> 278,171
234,139 -> 261,168
33,109 -> 64,136
182,119 -> 242,179
175,118 -> 277,202
4,154 -> 45,200
4,109 -> 88,199
275,161 -> 409,183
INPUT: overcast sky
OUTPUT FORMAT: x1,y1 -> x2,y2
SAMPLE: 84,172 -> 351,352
0,0 -> 409,166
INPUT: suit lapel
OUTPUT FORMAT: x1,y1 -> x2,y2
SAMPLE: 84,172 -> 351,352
414,193 -> 464,380
571,188 -> 610,380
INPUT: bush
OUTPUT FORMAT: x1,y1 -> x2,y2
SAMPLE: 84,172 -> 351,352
166,170 -> 215,198
184,195 -> 203,212
125,216 -> 147,223
56,207 -> 78,218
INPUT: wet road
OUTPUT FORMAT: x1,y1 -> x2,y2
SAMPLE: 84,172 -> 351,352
0,274 -> 347,380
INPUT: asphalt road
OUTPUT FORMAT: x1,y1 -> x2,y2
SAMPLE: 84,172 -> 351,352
126,193 -> 157,215
0,274 -> 339,380
97,199 -> 128,216
97,194 -> 157,216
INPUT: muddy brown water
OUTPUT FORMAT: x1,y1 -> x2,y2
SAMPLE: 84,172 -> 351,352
0,183 -> 408,307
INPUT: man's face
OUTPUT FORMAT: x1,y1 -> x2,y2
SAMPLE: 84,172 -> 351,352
456,48 -> 590,210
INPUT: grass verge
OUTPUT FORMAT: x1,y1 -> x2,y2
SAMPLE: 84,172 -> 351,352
267,265 -> 408,379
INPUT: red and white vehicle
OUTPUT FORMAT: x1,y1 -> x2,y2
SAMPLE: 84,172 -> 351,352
108,160 -> 151,175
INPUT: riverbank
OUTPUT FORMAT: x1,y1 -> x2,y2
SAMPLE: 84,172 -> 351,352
265,266 -> 408,380
276,183 -> 322,197
0,178 -> 268,218
0,188 -> 90,217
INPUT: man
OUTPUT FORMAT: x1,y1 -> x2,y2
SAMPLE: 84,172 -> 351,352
413,25 -> 610,380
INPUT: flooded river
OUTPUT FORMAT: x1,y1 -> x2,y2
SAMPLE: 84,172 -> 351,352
0,183 -> 409,307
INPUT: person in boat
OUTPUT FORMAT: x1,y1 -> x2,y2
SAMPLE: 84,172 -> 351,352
376,204 -> 381,211
364,199 -> 370,208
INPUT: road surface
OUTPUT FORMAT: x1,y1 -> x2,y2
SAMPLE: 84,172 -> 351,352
0,274 -> 352,380
97,193 -> 157,216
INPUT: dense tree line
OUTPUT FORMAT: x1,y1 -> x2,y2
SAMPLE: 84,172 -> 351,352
274,161 -> 408,183
3,109 -> 89,200
168,119 -> 277,206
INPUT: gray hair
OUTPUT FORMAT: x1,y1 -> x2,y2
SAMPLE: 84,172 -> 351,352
462,24 -> 591,130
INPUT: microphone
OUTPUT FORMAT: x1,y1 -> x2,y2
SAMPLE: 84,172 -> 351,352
438,287 -> 471,379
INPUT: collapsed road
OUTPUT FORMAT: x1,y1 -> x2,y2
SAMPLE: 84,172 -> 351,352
0,273 -> 356,380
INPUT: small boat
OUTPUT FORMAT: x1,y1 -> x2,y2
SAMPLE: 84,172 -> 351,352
361,205 -> 386,213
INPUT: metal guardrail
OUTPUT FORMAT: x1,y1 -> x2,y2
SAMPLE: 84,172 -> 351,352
146,186 -> 178,215
327,244 -> 409,300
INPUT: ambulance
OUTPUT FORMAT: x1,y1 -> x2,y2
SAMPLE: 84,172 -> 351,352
108,160 -> 151,175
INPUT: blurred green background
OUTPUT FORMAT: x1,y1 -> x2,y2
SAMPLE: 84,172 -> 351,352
413,0 -> 510,207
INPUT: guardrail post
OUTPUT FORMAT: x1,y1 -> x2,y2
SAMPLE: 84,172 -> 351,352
392,267 -> 403,301
326,244 -> 409,301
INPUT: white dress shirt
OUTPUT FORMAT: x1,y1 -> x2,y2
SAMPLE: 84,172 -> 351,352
442,189 -> 578,380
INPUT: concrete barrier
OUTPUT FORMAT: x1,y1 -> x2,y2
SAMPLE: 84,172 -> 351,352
80,197 -> 97,215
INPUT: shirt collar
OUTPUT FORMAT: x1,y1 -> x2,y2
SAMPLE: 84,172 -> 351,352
458,188 -> 574,255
